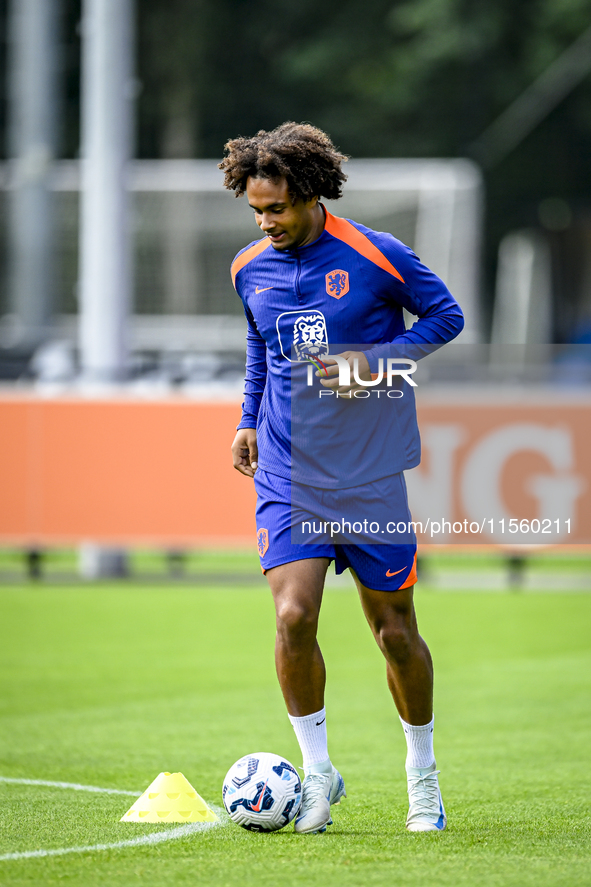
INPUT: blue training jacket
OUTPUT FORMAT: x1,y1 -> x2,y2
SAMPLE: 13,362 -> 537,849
232,208 -> 464,489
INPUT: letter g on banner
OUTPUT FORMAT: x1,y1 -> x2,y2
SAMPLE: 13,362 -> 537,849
461,423 -> 585,543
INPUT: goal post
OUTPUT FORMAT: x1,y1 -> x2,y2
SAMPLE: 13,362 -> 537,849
0,158 -> 484,354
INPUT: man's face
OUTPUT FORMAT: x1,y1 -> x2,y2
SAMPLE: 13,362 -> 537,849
246,176 -> 321,250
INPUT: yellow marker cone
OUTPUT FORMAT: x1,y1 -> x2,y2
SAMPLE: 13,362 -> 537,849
120,772 -> 218,823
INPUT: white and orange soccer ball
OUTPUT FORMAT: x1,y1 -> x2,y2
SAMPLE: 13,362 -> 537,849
222,752 -> 302,832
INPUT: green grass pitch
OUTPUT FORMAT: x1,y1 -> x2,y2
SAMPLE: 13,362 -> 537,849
0,572 -> 590,885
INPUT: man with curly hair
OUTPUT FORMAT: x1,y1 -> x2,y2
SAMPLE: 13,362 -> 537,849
220,122 -> 464,835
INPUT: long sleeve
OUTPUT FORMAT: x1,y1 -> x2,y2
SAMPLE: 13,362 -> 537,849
237,309 -> 267,430
363,244 -> 464,371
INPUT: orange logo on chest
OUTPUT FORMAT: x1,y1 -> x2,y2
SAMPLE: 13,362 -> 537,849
257,528 -> 269,558
326,269 -> 349,299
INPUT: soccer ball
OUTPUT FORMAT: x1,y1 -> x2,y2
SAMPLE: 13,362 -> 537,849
222,752 -> 302,832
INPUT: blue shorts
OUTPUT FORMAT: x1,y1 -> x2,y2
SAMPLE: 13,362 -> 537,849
254,469 -> 417,592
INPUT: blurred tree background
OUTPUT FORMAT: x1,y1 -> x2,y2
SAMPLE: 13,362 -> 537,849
2,0 -> 591,312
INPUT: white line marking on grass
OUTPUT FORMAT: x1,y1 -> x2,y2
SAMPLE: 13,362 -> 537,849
0,777 -> 227,861
0,819 -> 224,862
0,777 -> 139,796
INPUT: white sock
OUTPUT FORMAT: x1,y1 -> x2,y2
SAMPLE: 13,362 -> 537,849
288,707 -> 330,774
400,715 -> 435,769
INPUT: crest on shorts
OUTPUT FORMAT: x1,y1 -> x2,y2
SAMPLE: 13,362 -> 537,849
276,310 -> 329,362
257,528 -> 269,558
326,269 -> 349,299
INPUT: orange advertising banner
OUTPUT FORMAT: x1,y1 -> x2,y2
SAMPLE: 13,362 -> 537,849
0,396 -> 255,546
0,392 -> 590,547
408,393 -> 591,546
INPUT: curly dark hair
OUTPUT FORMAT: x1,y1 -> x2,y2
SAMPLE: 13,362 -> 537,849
219,122 -> 349,202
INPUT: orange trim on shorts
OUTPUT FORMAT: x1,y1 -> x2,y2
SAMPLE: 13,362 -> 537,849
398,551 -> 417,589
231,237 -> 272,287
324,211 -> 405,283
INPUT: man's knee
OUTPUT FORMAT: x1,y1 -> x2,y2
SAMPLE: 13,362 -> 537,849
376,614 -> 416,663
275,594 -> 320,638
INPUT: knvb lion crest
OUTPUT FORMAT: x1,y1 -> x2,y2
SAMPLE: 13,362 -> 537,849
292,313 -> 328,361
326,269 -> 349,299
257,528 -> 269,558
276,310 -> 329,362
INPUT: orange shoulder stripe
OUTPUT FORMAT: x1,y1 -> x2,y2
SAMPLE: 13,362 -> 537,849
324,211 -> 405,284
231,237 -> 272,287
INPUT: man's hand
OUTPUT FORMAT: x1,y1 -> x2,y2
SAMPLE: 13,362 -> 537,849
231,428 -> 258,478
317,350 -> 371,396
